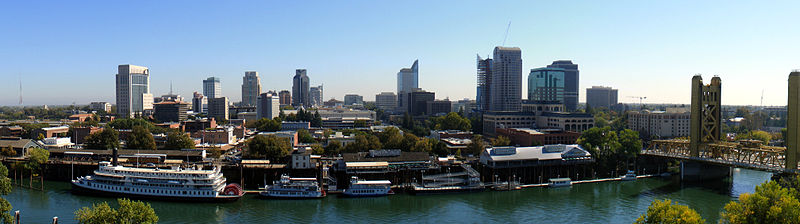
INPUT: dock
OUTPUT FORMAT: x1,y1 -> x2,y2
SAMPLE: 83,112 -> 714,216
519,174 -> 659,188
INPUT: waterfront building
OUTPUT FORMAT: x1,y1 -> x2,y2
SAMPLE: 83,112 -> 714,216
528,67 -> 566,103
344,94 -> 364,105
256,93 -> 280,120
203,77 -> 222,99
396,60 -> 419,113
89,102 -> 112,113
341,149 -> 432,174
375,92 -> 397,111
32,126 -> 69,139
490,47 -> 522,112
482,111 -> 536,136
479,144 -> 593,169
207,97 -> 229,121
42,137 -> 74,149
0,138 -> 40,156
116,64 -> 153,118
292,69 -> 311,108
291,147 -> 317,169
153,101 -> 191,122
476,55 -> 493,112
627,108 -> 691,138
310,85 -> 323,108
586,86 -> 618,109
192,92 -> 207,113
495,128 -> 580,146
279,90 -> 291,106
546,60 -> 579,111
536,112 -> 594,133
241,71 -> 261,107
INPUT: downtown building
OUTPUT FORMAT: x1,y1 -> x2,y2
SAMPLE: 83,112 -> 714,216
546,60 -> 579,111
256,93 -> 280,120
528,67 -> 566,103
203,77 -> 222,99
89,102 -> 112,113
115,64 -> 153,118
627,108 -> 691,138
241,71 -> 261,106
279,90 -> 291,106
208,97 -> 229,121
586,86 -> 618,109
396,60 -> 419,113
489,47 -> 522,112
153,101 -> 190,122
344,94 -> 364,106
310,85 -> 323,108
476,55 -> 492,112
192,92 -> 207,113
375,92 -> 397,111
292,69 -> 310,108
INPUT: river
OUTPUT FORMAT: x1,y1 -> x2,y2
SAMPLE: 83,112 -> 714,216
5,168 -> 771,223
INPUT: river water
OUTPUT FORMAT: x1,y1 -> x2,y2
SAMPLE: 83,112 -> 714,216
6,168 -> 771,223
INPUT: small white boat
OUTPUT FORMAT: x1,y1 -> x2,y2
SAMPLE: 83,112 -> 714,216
548,178 -> 572,188
260,174 -> 325,199
621,170 -> 637,181
342,177 -> 393,197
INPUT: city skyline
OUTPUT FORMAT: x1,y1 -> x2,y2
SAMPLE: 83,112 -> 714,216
1,1 -> 800,106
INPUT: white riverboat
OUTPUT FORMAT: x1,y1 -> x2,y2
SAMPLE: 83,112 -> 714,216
260,174 -> 325,199
621,170 -> 637,181
71,161 -> 244,202
548,178 -> 572,188
342,177 -> 393,197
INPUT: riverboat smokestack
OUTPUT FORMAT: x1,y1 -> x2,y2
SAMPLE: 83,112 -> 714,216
112,147 -> 118,166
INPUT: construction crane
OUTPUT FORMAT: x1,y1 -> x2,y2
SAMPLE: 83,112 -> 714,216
627,96 -> 647,110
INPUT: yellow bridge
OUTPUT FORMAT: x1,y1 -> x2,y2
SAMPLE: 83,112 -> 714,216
642,139 -> 790,173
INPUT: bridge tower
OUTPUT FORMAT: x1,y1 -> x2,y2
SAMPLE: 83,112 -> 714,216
689,75 -> 721,157
787,71 -> 800,169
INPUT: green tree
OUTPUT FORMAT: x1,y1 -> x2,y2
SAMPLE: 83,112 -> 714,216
126,126 -> 156,150
617,129 -> 643,164
75,198 -> 158,224
245,135 -> 291,160
85,128 -> 120,150
379,127 -> 404,149
433,112 -> 472,131
0,163 -> 14,224
467,135 -> 486,156
491,135 -> 512,146
735,130 -> 772,144
311,144 -> 324,155
253,118 -> 281,132
720,181 -> 800,224
207,147 -> 222,159
344,134 -> 382,153
26,147 -> 49,173
297,129 -> 316,143
324,140 -> 343,155
410,138 -> 432,153
354,120 -> 368,128
164,131 -> 195,150
635,199 -> 704,224
0,147 -> 15,157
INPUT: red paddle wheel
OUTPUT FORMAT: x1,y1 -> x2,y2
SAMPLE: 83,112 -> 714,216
223,183 -> 244,196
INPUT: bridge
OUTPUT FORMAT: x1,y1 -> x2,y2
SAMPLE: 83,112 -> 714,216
640,72 -> 800,177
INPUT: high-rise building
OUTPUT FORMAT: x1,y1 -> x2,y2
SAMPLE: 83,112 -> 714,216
208,97 -> 229,121
203,77 -> 222,99
279,90 -> 291,106
153,101 -> 190,122
241,71 -> 261,106
402,89 -> 435,116
292,69 -> 310,108
476,55 -> 493,112
310,85 -> 323,108
490,47 -> 522,112
396,60 -> 419,113
256,93 -> 280,120
528,67 -> 566,103
547,60 -> 579,111
375,92 -> 397,111
89,102 -> 112,113
344,94 -> 364,105
192,92 -> 207,113
586,86 -> 618,109
115,64 -> 153,118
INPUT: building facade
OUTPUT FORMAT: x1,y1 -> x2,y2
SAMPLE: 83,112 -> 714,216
375,92 -> 397,111
279,90 -> 291,106
115,64 -> 153,118
402,89 -> 435,116
528,67 -> 566,103
546,60 -> 579,111
476,55 -> 493,112
256,93 -> 280,120
192,92 -> 207,113
207,97 -> 229,121
241,71 -> 261,107
203,77 -> 222,99
536,112 -> 594,133
153,101 -> 190,122
396,60 -> 419,113
490,47 -> 522,112
310,85 -> 323,108
89,102 -> 112,113
586,86 -> 618,109
495,128 -> 580,146
292,69 -> 310,108
344,94 -> 364,105
426,100 -> 451,116
627,108 -> 691,138
482,111 -> 536,136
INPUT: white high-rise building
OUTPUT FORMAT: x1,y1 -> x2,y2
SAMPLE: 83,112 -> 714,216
241,71 -> 261,106
396,60 -> 419,113
116,64 -> 152,118
490,47 -> 522,111
310,85 -> 323,108
257,93 -> 280,120
203,77 -> 222,99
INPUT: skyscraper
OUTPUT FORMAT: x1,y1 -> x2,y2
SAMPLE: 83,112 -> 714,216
116,64 -> 153,118
292,69 -> 310,108
490,47 -> 522,112
208,97 -> 229,121
192,92 -> 207,113
375,92 -> 397,111
241,71 -> 261,106
547,60 -> 579,111
279,90 -> 291,105
586,86 -> 618,109
257,93 -> 280,119
310,85 -> 323,108
528,67 -> 566,102
396,60 -> 419,113
203,77 -> 222,99
476,55 -> 493,111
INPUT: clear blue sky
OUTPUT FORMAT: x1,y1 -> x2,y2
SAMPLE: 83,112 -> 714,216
1,0 -> 799,106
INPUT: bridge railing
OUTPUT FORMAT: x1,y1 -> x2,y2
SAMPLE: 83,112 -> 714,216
642,139 -> 788,172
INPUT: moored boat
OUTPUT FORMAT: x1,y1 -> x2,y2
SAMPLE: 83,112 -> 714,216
259,174 -> 325,199
621,170 -> 637,181
548,178 -> 572,188
342,177 -> 393,197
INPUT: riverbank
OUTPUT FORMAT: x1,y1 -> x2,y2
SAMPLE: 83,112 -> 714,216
5,168 -> 771,223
